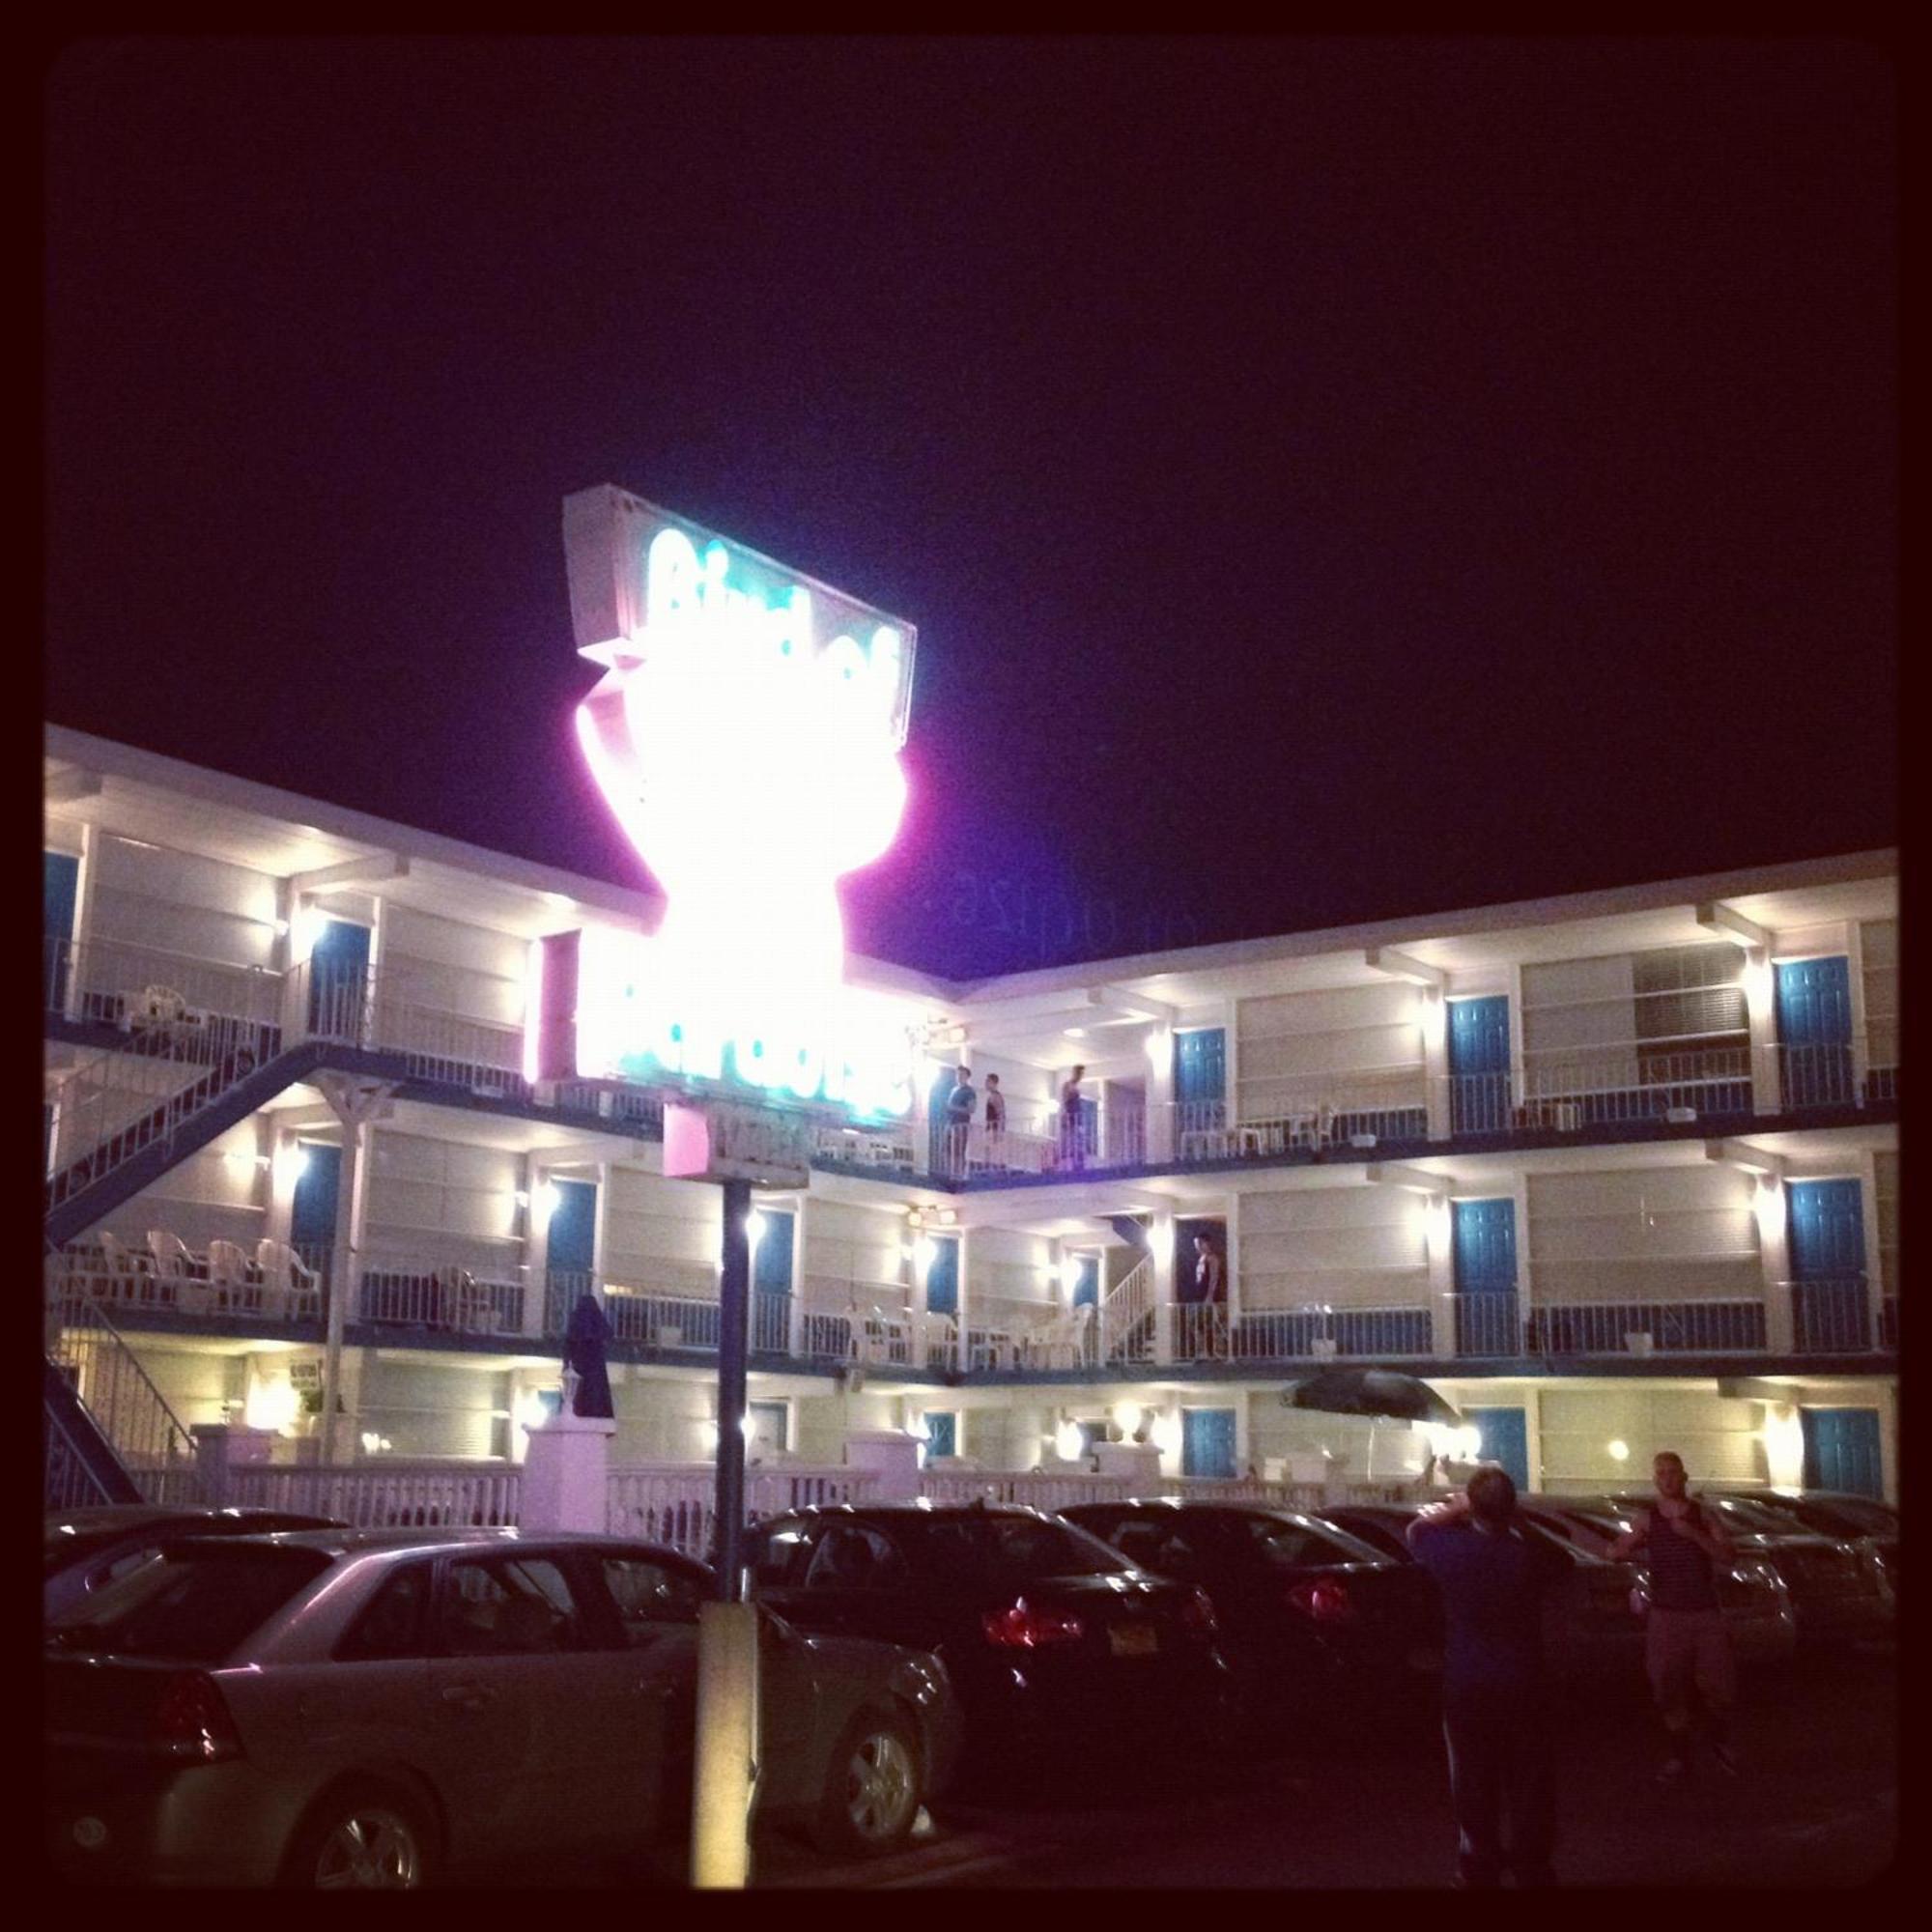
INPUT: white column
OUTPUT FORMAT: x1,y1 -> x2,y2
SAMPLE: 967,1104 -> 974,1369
1151,1210 -> 1176,1367
788,1196 -> 810,1360
1426,1192 -> 1457,1362
66,822 -> 103,1022
1844,923 -> 1870,1102
844,1428 -> 922,1499
1858,1151 -> 1885,1350
521,1155 -> 549,1339
953,1226 -> 971,1374
1225,1194 -> 1243,1348
1146,1026 -> 1175,1163
322,1122 -> 369,1463
1755,1176 -> 1794,1354
1422,987 -> 1452,1141
1743,945 -> 1783,1115
1506,966 -> 1526,1116
190,1424 -> 276,1506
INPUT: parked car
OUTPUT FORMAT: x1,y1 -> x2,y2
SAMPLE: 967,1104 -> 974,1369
1057,1498 -> 1442,1736
743,1502 -> 1235,1783
46,1526 -> 962,1887
1315,1500 -> 1648,1685
1703,1488 -> 1898,1606
1519,1495 -> 1799,1662
45,1506 -> 345,1620
1599,1489 -> 1892,1646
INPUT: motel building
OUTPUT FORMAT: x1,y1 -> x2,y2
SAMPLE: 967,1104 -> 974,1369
43,497 -> 1898,1531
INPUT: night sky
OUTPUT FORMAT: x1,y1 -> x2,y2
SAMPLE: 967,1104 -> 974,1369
44,38 -> 1896,980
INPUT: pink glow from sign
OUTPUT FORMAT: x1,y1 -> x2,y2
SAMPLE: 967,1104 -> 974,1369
561,523 -> 911,1108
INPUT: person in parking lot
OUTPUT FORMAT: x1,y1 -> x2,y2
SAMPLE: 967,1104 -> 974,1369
1408,1463 -> 1570,1889
1608,1450 -> 1738,1783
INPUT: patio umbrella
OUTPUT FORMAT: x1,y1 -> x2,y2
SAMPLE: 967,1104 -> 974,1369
1284,1367 -> 1463,1429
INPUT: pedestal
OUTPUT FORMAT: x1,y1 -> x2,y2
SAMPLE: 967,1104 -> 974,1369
190,1424 -> 276,1507
521,1413 -> 618,1532
843,1429 -> 922,1500
1093,1442 -> 1162,1490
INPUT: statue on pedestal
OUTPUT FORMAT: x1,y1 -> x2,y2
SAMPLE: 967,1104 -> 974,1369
562,1293 -> 614,1419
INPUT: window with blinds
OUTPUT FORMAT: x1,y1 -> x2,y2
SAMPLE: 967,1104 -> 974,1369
1633,944 -> 1748,1080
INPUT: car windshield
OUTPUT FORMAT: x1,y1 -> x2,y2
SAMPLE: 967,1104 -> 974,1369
1701,1496 -> 1806,1533
45,1543 -> 331,1661
906,1514 -> 1132,1585
1323,1515 -> 1411,1559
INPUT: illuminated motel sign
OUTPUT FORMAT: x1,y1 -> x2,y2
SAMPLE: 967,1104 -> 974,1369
525,486 -> 920,1122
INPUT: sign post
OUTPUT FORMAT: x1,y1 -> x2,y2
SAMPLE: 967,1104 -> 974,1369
665,1099 -> 811,1888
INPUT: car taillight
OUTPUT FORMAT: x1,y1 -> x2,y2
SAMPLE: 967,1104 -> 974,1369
981,1599 -> 1085,1648
152,1671 -> 242,1762
1179,1588 -> 1218,1634
1287,1577 -> 1355,1623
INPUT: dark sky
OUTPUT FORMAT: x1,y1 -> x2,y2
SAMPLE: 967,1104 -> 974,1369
44,37 -> 1897,980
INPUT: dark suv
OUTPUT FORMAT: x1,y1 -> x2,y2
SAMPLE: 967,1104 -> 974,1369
743,1502 -> 1235,1783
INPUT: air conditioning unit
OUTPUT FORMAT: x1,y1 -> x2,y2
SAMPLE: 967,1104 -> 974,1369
1663,1106 -> 1697,1124
1349,1133 -> 1378,1150
1625,1331 -> 1656,1356
838,1366 -> 867,1394
1311,1338 -> 1339,1360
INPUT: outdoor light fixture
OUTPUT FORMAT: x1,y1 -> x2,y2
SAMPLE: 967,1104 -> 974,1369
745,1210 -> 767,1251
914,1237 -> 937,1272
1609,1439 -> 1631,1462
1112,1400 -> 1143,1437
1055,1418 -> 1087,1462
1060,1258 -> 1084,1293
535,1181 -> 561,1224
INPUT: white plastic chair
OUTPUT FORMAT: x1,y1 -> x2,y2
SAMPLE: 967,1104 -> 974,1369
208,1238 -> 255,1312
96,1231 -> 148,1304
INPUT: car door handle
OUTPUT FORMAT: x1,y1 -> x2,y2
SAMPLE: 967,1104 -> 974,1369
440,1682 -> 498,1711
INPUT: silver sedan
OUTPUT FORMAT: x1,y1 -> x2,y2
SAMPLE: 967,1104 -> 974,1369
46,1525 -> 963,1888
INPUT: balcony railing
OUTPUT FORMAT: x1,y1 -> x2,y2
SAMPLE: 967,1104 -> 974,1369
356,1258 -> 525,1336
47,1236 -> 327,1323
1234,1304 -> 1435,1361
1527,1298 -> 1769,1356
48,934 -> 283,1044
230,1460 -> 523,1527
1452,1291 -> 1525,1357
1785,1275 -> 1873,1353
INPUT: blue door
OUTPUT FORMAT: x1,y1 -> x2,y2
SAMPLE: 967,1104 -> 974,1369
923,1235 -> 959,1317
1463,1406 -> 1530,1492
1175,1029 -> 1227,1130
1453,1198 -> 1519,1355
923,1411 -> 957,1461
1776,957 -> 1855,1108
290,1142 -> 342,1255
1787,1178 -> 1867,1350
754,1208 -> 796,1297
1448,996 -> 1511,1134
306,920 -> 372,1036
1181,1408 -> 1237,1479
1801,1408 -> 1883,1498
548,1179 -> 598,1278
44,852 -> 79,1012
1072,1254 -> 1100,1309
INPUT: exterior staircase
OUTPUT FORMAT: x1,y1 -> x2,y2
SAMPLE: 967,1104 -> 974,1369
1097,1254 -> 1157,1365
44,1281 -> 202,1508
44,1037 -> 324,1248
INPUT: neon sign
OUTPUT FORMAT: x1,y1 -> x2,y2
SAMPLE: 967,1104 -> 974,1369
527,488 -> 919,1121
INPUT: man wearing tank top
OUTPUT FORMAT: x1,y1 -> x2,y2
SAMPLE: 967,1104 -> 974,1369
1609,1450 -> 1739,1782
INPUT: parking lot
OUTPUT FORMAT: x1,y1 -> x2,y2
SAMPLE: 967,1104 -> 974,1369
748,1636 -> 1896,1890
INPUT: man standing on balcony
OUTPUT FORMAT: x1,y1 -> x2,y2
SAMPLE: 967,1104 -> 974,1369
1408,1465 -> 1569,1889
944,1065 -> 977,1176
1608,1450 -> 1738,1783
1060,1064 -> 1087,1170
981,1072 -> 1007,1168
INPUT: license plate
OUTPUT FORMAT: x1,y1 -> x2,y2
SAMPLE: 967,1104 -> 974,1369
1109,1623 -> 1158,1658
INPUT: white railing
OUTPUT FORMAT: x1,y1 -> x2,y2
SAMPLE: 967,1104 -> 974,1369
1097,1256 -> 1155,1364
607,1463 -> 881,1557
46,1292 -> 200,1485
1170,1302 -> 1232,1361
1156,1476 -> 1331,1509
1776,1042 -> 1863,1111
1515,1045 -> 1755,1126
919,1470 -> 1136,1512
811,1122 -> 920,1172
50,934 -> 283,1039
368,983 -> 529,1098
356,1255 -> 525,1336
1529,1296 -> 1771,1356
1234,1301 -> 1435,1362
1452,1290 -> 1524,1356
964,1292 -> 1058,1370
229,1461 -> 524,1526
604,1283 -> 723,1351
1783,1275 -> 1875,1353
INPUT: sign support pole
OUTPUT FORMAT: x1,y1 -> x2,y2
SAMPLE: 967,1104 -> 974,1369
715,1174 -> 753,1602
691,1172 -> 758,1889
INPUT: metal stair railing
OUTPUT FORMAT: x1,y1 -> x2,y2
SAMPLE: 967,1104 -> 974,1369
45,1270 -> 202,1504
1097,1254 -> 1156,1364
44,1027 -> 270,1215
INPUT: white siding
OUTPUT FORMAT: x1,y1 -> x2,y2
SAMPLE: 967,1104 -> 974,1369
357,1358 -> 508,1460
87,835 -> 278,969
1237,1185 -> 1430,1312
101,1118 -> 268,1256
362,1129 -> 524,1273
1527,1167 -> 1760,1305
1236,982 -> 1426,1118
603,1165 -> 720,1299
1861,918 -> 1898,1070
1538,1387 -> 1766,1490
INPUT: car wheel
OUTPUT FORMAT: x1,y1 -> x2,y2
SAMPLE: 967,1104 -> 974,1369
813,1706 -> 923,1858
284,1782 -> 436,1889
